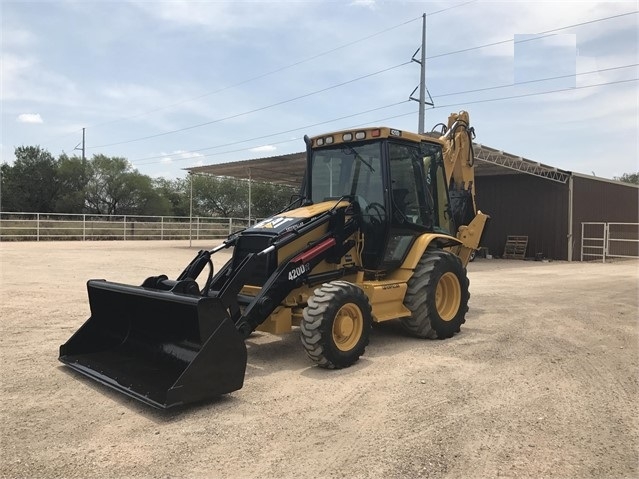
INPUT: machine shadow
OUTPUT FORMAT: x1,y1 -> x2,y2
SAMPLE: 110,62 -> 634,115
57,317 -> 476,418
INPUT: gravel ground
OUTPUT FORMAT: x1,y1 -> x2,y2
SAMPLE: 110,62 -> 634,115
1,240 -> 637,479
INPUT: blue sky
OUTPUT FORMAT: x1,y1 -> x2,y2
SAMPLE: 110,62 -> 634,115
2,0 -> 637,180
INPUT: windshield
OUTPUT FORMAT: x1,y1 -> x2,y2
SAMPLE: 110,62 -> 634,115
309,143 -> 384,205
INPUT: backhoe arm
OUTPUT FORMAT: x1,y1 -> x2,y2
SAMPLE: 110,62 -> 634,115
439,111 -> 489,265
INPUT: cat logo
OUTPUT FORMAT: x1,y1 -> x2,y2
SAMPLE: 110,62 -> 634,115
253,217 -> 295,230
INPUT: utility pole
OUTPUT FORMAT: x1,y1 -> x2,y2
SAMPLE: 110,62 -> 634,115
418,13 -> 426,134
409,13 -> 433,134
74,127 -> 86,161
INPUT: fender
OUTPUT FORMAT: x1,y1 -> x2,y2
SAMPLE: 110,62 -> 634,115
400,233 -> 463,271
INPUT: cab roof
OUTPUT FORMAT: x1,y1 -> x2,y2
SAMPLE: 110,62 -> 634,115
310,127 -> 445,149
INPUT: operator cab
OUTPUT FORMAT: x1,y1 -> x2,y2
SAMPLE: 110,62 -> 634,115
305,127 -> 455,271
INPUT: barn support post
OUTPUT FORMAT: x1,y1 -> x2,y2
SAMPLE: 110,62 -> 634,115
567,174 -> 574,261
189,172 -> 193,248
247,167 -> 252,226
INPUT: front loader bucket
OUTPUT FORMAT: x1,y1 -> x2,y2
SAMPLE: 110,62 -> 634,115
59,280 -> 247,409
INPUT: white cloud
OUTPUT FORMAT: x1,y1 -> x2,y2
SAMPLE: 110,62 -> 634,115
250,145 -> 277,153
2,28 -> 37,48
157,150 -> 205,166
103,84 -> 162,101
17,113 -> 43,124
2,53 -> 79,105
350,0 -> 376,9
132,1 -> 305,32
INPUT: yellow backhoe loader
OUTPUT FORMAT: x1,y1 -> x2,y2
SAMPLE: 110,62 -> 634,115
60,111 -> 489,408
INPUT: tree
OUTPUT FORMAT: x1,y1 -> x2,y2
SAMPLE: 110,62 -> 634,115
0,163 -> 11,211
55,154 -> 89,213
614,172 -> 639,185
0,145 -> 300,218
251,182 -> 298,218
85,155 -> 127,215
153,177 -> 191,216
189,174 -> 296,219
84,154 -> 170,216
2,146 -> 58,212
124,172 -> 172,216
193,175 -> 248,217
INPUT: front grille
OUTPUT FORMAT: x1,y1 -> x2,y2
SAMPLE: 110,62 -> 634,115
233,234 -> 276,286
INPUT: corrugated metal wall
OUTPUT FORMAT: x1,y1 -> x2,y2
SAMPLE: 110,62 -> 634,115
475,174 -> 569,260
571,175 -> 639,260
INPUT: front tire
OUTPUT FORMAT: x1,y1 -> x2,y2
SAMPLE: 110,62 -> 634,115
300,281 -> 372,369
401,249 -> 469,339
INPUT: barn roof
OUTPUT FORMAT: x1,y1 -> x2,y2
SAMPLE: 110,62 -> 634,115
185,143 -> 574,186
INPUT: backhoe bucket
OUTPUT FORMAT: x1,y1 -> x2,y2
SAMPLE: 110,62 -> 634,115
59,279 -> 247,409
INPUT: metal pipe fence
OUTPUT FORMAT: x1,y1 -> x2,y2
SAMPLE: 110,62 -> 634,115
0,212 -> 253,242
581,222 -> 639,262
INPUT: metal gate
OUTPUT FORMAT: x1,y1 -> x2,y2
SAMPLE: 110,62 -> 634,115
581,222 -> 639,262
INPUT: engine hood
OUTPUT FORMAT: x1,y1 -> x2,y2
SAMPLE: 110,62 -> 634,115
245,200 -> 350,235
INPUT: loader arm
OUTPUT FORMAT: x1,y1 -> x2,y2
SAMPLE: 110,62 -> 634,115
59,199 -> 360,408
229,208 -> 359,337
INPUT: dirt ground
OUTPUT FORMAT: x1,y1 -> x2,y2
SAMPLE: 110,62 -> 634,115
0,240 -> 637,479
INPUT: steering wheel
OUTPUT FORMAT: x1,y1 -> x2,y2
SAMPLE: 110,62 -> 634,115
365,202 -> 386,225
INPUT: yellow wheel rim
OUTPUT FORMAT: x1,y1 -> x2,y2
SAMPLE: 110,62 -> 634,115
332,303 -> 364,352
435,272 -> 461,321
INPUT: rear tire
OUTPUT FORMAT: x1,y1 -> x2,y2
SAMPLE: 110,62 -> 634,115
300,281 -> 372,369
401,249 -> 469,339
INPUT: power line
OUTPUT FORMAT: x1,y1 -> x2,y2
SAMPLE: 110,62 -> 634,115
431,78 -> 638,110
86,18 -> 422,130
131,100 -> 409,165
132,109 -> 422,169
87,0 -> 476,130
343,79 -> 637,129
426,0 -> 477,17
130,78 -> 636,170
39,127 -> 85,147
426,10 -> 638,61
90,61 -> 412,149
139,107 -> 420,168
130,63 -> 637,165
88,9 -> 637,151
433,64 -> 639,98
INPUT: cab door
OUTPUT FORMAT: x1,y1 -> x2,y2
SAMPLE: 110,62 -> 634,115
381,141 -> 441,270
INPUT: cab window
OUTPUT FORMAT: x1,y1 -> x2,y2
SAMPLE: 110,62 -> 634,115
388,143 -> 431,227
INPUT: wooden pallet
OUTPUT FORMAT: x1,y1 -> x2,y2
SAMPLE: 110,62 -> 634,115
503,235 -> 528,259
